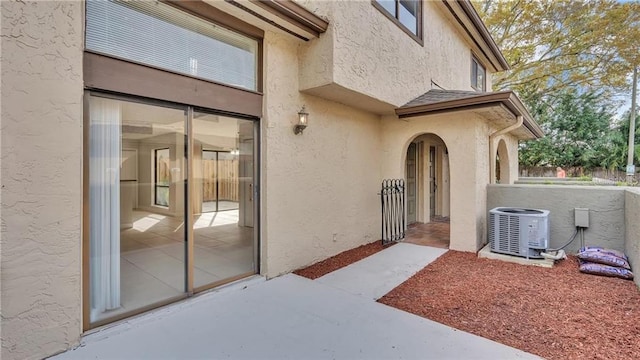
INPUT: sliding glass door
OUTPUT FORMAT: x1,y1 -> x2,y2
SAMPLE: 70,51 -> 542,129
86,93 -> 258,326
192,110 -> 256,289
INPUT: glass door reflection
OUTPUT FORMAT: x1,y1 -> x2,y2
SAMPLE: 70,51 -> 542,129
88,95 -> 187,324
192,111 -> 256,289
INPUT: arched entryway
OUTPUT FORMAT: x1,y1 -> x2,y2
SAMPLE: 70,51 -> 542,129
494,139 -> 512,184
495,139 -> 511,184
403,133 -> 450,248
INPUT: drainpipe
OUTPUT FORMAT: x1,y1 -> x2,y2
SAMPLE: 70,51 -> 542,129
489,115 -> 523,184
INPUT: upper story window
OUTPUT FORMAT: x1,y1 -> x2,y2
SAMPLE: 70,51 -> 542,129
373,0 -> 422,43
86,0 -> 258,91
471,56 -> 486,92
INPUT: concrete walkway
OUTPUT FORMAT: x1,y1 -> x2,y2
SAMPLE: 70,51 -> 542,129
54,244 -> 539,360
316,243 -> 448,299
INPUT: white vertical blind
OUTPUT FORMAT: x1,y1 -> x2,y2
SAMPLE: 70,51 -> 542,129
89,96 -> 122,321
86,0 -> 258,91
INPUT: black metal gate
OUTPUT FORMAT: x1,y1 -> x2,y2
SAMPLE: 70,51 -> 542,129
381,179 -> 405,245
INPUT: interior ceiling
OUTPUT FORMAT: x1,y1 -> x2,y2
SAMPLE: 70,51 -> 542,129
120,101 -> 239,141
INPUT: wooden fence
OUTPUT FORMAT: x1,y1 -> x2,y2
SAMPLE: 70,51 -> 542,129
202,159 -> 239,201
520,166 -> 640,182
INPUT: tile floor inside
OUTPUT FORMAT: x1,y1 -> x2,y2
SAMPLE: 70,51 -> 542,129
404,217 -> 450,248
96,208 -> 254,322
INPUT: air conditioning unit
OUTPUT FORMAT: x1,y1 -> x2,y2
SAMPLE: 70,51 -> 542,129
489,207 -> 550,259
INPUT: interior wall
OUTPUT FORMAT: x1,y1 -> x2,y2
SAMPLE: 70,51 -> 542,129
261,30 -> 382,278
136,133 -> 184,217
193,142 -> 203,215
1,2 -> 84,359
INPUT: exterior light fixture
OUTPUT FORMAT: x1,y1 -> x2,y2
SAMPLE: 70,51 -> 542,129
294,105 -> 309,135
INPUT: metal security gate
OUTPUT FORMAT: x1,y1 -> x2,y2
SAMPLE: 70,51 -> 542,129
381,179 -> 405,245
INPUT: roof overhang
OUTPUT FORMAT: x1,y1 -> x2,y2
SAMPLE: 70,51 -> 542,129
441,0 -> 509,72
396,91 -> 544,140
200,0 -> 328,41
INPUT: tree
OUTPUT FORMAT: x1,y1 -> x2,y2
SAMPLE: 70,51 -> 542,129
474,0 -> 640,102
476,0 -> 640,171
519,91 -> 615,169
601,108 -> 640,170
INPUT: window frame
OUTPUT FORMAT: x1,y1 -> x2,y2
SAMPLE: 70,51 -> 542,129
471,56 -> 486,92
154,148 -> 171,207
372,0 -> 423,45
82,0 -> 264,331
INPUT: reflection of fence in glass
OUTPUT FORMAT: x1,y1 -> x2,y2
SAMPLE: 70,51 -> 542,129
202,159 -> 238,202
157,157 -> 171,185
155,149 -> 171,206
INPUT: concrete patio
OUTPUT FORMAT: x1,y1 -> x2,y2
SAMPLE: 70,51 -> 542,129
53,243 -> 539,359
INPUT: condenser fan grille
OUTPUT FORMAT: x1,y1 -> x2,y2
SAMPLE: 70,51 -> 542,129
489,207 -> 549,259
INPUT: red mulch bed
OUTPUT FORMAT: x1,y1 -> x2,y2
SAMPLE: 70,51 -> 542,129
294,241 -> 395,279
379,251 -> 640,360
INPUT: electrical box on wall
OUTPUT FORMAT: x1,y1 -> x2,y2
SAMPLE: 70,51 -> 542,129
575,208 -> 589,228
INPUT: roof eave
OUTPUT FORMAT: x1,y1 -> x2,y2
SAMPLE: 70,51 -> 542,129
458,1 -> 510,71
442,0 -> 510,72
250,0 -> 328,38
395,91 -> 544,140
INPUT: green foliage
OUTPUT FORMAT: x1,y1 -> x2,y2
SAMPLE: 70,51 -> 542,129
599,109 -> 640,170
475,0 -> 640,171
519,91 -> 615,168
474,0 -> 640,101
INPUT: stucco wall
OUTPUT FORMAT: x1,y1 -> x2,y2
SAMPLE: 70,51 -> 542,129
625,189 -> 640,287
474,122 -> 490,248
299,0 -> 488,109
487,185 -> 626,254
491,133 -> 519,185
1,1 -> 83,359
261,30 -> 381,278
380,111 -> 491,252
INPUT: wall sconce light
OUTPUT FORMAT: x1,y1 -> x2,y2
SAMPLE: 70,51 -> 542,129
294,105 -> 309,135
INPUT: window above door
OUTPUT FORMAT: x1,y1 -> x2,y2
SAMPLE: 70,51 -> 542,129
85,0 -> 259,91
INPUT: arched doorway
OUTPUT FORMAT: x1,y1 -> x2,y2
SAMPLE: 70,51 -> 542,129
403,133 -> 450,248
496,139 -> 511,184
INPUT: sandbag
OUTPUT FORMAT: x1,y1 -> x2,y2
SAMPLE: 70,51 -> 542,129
579,262 -> 634,280
577,250 -> 631,269
579,246 -> 628,261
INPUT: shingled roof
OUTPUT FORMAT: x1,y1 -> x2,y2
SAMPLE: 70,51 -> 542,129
396,89 -> 544,139
402,89 -> 489,108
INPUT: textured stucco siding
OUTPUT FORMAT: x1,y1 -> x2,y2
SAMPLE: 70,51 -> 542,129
487,185 -> 626,254
474,122 -> 490,249
625,189 -> 640,287
1,1 -> 84,360
505,134 -> 520,183
262,30 -> 381,277
300,0 -> 485,108
380,111 -> 491,252
491,133 -> 519,185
